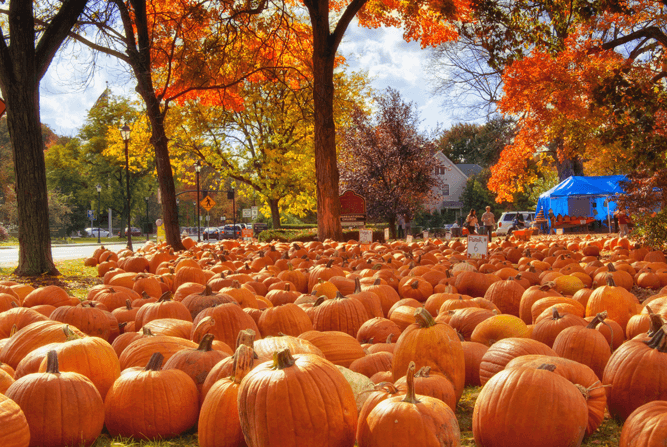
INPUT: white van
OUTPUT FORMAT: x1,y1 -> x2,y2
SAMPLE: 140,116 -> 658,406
496,211 -> 535,235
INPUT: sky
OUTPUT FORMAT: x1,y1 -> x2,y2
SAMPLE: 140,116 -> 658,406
38,22 -> 471,137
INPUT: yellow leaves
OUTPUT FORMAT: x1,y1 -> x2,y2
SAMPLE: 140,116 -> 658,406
102,115 -> 155,174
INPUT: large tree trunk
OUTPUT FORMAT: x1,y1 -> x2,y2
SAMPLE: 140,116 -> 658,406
550,136 -> 585,181
269,198 -> 281,229
311,29 -> 342,241
5,83 -> 58,275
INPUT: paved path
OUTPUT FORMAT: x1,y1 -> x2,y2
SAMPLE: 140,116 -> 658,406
0,242 -> 131,267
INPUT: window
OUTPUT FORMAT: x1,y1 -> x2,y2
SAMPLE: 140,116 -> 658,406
434,166 -> 447,175
442,184 -> 450,196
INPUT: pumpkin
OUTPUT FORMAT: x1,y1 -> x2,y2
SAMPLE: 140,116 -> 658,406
531,307 -> 587,348
518,284 -> 562,324
619,401 -> 667,447
506,355 -> 607,436
483,279 -> 525,317
257,303 -> 313,337
143,318 -> 194,339
478,337 -> 557,385
22,286 -> 71,308
118,334 -> 197,370
0,307 -> 49,338
449,307 -> 495,341
163,333 -> 229,394
50,302 -> 111,340
5,351 -> 105,447
198,344 -> 255,447
356,317 -> 402,344
134,292 -> 192,329
394,365 -> 456,412
473,364 -> 588,447
105,352 -> 199,439
0,321 -> 85,369
299,330 -> 364,368
462,341 -> 488,386
0,393 -> 30,447
357,362 -> 460,447
552,312 -> 612,379
470,314 -> 531,346
349,351 -> 393,378
603,324 -> 667,421
237,350 -> 358,447
191,303 -> 259,349
312,292 -> 369,337
36,326 -> 120,400
392,308 -> 465,401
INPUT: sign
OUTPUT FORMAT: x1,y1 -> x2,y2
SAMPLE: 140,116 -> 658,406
359,229 -> 373,244
445,232 -> 452,241
556,228 -> 564,235
242,209 -> 251,218
87,210 -> 94,219
241,228 -> 253,239
251,206 -> 258,219
253,222 -> 268,234
339,190 -> 366,225
384,228 -> 390,241
467,235 -> 488,259
406,235 -> 413,244
423,231 -> 429,241
341,220 -> 365,227
200,196 -> 215,211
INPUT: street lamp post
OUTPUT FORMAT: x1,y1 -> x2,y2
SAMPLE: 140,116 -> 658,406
144,196 -> 149,241
120,124 -> 132,251
192,201 -> 196,227
96,184 -> 102,244
195,161 -> 201,242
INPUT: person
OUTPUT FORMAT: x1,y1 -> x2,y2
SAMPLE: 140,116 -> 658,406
616,208 -> 630,237
481,206 -> 495,242
397,215 -> 405,239
465,209 -> 478,235
512,213 -> 525,232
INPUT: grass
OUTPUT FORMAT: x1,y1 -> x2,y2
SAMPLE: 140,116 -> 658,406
0,258 -> 101,299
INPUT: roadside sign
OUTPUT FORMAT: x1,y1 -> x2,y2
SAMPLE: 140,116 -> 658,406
445,232 -> 452,240
467,235 -> 488,259
359,229 -> 373,244
406,235 -> 413,244
423,231 -> 429,241
200,196 -> 215,211
241,228 -> 253,238
251,206 -> 258,219
384,228 -> 390,241
242,209 -> 251,218
87,210 -> 94,219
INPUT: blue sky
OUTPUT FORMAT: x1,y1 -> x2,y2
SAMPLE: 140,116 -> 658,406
39,23 -> 464,137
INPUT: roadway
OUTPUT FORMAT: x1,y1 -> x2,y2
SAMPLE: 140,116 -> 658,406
0,242 -> 134,267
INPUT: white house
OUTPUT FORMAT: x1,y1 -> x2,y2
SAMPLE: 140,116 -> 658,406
429,152 -> 482,213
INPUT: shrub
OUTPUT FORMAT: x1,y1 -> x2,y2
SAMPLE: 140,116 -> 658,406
0,225 -> 7,241
631,209 -> 667,251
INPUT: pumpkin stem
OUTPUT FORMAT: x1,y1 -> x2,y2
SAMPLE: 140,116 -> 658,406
607,263 -> 616,272
354,277 -> 362,294
536,363 -> 557,372
232,344 -> 255,384
386,333 -> 394,344
551,307 -> 562,320
373,278 -> 382,286
142,327 -> 155,336
646,305 -> 664,336
272,349 -> 296,370
410,279 -> 420,289
9,324 -> 17,337
197,333 -> 215,352
145,352 -> 164,371
457,331 -> 465,341
236,329 -> 256,348
416,366 -> 431,377
586,311 -> 608,329
644,324 -> 667,352
10,301 -> 18,308
46,350 -> 60,374
124,299 -> 133,310
62,325 -> 82,341
605,275 -> 617,287
314,296 -> 326,307
413,308 -> 436,328
325,259 -> 334,268
334,291 -> 346,300
158,291 -> 173,302
401,362 -> 420,404
204,284 -> 213,296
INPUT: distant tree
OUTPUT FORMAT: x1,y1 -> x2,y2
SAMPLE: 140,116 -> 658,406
338,88 -> 440,238
438,117 -> 515,168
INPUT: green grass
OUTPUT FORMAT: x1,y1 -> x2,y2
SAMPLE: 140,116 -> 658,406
0,258 -> 101,299
91,434 -> 199,447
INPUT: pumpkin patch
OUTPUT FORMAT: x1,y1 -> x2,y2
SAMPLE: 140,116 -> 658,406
0,233 -> 664,446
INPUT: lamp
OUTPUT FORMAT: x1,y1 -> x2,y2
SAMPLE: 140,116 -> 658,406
121,124 -> 132,251
195,160 -> 201,242
96,184 -> 102,243
144,196 -> 149,241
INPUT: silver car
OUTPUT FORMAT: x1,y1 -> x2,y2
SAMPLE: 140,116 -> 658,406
84,227 -> 110,238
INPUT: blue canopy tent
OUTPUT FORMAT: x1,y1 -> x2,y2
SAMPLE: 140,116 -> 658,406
535,175 -> 627,231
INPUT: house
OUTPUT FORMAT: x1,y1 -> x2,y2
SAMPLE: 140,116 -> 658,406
429,152 -> 482,214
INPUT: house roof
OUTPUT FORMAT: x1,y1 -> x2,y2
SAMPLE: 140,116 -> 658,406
456,164 -> 483,177
434,152 -> 469,179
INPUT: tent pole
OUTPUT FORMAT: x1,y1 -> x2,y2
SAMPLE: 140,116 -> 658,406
607,197 -> 611,234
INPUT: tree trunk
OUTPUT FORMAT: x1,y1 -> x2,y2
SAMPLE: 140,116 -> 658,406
269,198 -> 281,229
5,82 -> 58,275
388,215 -> 396,240
311,34 -> 342,241
550,136 -> 584,181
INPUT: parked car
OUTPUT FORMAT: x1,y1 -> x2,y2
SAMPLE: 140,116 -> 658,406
203,227 -> 220,240
84,227 -> 110,238
496,211 -> 535,235
223,224 -> 242,239
121,227 -> 142,236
